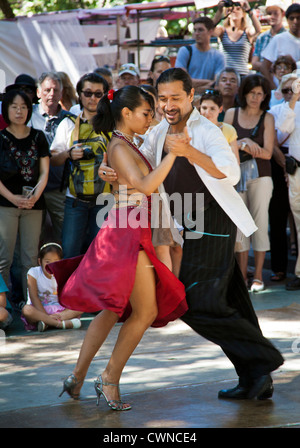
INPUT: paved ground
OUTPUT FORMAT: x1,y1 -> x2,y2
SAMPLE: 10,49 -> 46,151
1,253 -> 300,430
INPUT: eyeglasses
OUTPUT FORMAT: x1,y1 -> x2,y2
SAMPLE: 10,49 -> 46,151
81,90 -> 104,98
282,88 -> 293,94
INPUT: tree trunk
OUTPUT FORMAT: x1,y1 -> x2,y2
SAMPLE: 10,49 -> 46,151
0,0 -> 15,19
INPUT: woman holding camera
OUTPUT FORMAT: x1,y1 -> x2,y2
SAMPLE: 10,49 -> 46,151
213,0 -> 261,77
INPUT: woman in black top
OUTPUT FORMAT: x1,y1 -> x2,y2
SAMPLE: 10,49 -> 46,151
0,90 -> 49,297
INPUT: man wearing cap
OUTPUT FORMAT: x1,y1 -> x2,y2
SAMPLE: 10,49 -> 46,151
252,1 -> 287,73
116,63 -> 140,88
261,3 -> 300,89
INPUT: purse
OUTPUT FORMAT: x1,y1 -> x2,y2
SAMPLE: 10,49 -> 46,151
285,155 -> 299,175
0,133 -> 19,181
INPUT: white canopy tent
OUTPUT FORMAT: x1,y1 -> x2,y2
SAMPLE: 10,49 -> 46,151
0,0 -> 258,91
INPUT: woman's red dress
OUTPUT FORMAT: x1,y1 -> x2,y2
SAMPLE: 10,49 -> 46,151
48,135 -> 187,327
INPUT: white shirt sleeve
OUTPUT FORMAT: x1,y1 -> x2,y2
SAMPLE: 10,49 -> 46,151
275,102 -> 297,134
190,117 -> 240,186
50,118 -> 74,153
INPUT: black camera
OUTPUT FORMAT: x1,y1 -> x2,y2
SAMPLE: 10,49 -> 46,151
223,0 -> 241,7
82,145 -> 95,160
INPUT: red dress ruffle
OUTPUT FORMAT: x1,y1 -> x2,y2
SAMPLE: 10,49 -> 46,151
48,205 -> 187,327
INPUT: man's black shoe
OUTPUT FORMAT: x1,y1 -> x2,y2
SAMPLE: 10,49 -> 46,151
247,375 -> 272,399
258,382 -> 274,400
286,277 -> 300,291
218,385 -> 248,400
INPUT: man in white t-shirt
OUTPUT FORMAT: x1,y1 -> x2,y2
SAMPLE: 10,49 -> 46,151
261,3 -> 300,89
175,16 -> 225,94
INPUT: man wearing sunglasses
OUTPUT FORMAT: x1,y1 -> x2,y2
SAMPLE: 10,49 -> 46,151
50,73 -> 110,258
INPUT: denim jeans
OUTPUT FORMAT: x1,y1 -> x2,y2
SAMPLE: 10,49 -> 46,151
62,196 -> 106,259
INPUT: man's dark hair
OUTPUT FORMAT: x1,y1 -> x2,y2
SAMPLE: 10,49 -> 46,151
193,16 -> 215,31
238,74 -> 271,111
76,73 -> 109,108
286,3 -> 300,19
156,68 -> 193,95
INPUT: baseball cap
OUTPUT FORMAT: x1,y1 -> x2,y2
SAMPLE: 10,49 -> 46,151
5,74 -> 37,92
118,63 -> 140,77
265,0 -> 289,12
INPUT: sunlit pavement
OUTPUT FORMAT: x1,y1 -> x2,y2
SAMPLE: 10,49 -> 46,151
1,262 -> 300,429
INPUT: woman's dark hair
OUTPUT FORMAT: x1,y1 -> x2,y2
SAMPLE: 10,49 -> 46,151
2,89 -> 32,125
140,84 -> 158,100
238,74 -> 271,111
156,67 -> 193,94
93,85 -> 155,134
149,56 -> 171,74
39,243 -> 63,260
273,55 -> 297,73
200,89 -> 223,107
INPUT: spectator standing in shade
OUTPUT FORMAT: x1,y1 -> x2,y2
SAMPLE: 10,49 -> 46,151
28,72 -> 70,243
0,90 -> 49,299
0,74 -> 38,130
261,3 -> 300,89
252,1 -> 287,73
115,63 -> 140,88
271,73 -> 300,290
94,67 -> 114,90
215,66 -> 240,120
269,73 -> 296,283
213,0 -> 261,77
50,73 -> 111,259
57,72 -> 78,112
147,55 -> 171,87
224,74 -> 275,293
175,17 -> 225,94
269,55 -> 297,107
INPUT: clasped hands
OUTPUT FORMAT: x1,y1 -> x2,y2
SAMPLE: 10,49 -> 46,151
165,127 -> 192,159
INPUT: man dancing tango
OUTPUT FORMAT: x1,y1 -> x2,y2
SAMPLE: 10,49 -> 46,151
101,68 -> 284,399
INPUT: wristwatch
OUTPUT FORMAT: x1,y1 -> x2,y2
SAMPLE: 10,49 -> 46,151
241,142 -> 247,150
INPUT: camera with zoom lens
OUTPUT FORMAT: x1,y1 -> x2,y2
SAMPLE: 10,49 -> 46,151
81,145 -> 95,160
223,0 -> 241,7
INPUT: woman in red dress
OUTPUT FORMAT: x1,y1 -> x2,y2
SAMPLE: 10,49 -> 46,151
49,85 -> 187,411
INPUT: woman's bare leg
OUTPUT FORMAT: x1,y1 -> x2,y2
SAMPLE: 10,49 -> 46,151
71,310 -> 119,394
101,250 -> 158,403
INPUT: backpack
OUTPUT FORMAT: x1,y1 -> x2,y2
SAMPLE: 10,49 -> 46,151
185,45 -> 193,71
66,115 -> 110,201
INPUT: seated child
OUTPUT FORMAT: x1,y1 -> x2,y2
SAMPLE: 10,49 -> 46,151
0,273 -> 13,330
21,243 -> 82,332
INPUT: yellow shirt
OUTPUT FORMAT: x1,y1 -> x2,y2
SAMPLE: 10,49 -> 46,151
219,122 -> 237,144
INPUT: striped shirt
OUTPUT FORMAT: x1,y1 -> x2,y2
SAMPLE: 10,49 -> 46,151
220,30 -> 252,76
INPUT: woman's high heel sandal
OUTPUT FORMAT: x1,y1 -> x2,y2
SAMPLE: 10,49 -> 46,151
94,375 -> 131,411
59,374 -> 83,400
